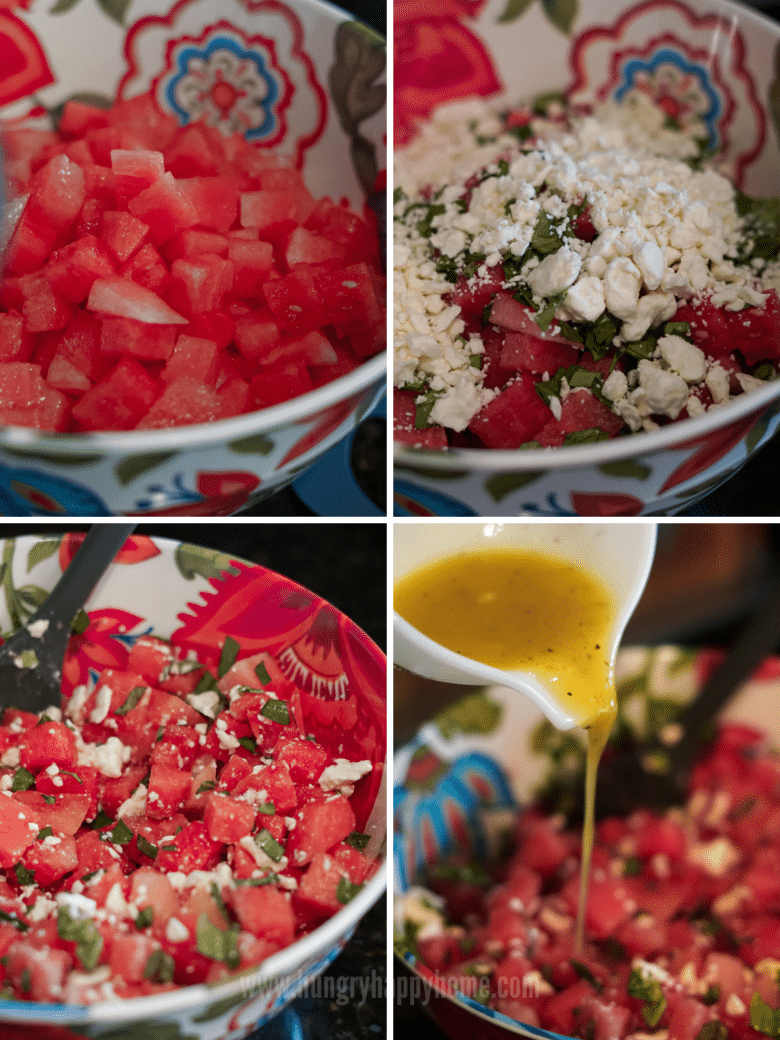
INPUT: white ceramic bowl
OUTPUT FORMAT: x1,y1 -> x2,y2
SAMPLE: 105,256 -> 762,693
0,0 -> 386,516
394,644 -> 780,1039
393,0 -> 780,517
0,532 -> 386,1038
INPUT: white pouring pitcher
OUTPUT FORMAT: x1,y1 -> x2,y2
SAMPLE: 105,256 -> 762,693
394,521 -> 657,731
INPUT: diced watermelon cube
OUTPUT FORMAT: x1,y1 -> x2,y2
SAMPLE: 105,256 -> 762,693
229,240 -> 274,297
7,155 -> 86,274
155,820 -> 223,874
0,797 -> 36,867
135,375 -> 226,429
19,275 -> 76,333
203,792 -> 257,844
249,364 -> 314,409
0,362 -> 69,430
99,315 -> 178,360
22,834 -> 78,887
164,125 -> 220,177
119,242 -> 170,294
316,262 -> 384,346
286,796 -> 356,866
262,330 -> 338,368
58,100 -> 110,138
47,354 -> 91,394
127,171 -> 200,245
163,334 -> 219,385
470,374 -> 551,448
262,266 -> 328,333
240,187 -> 316,239
229,885 -> 295,947
233,310 -> 282,361
0,312 -> 32,362
147,761 -> 192,820
176,176 -> 239,233
99,210 -> 150,263
87,276 -> 187,324
19,720 -> 77,773
162,229 -> 229,263
393,389 -> 449,449
168,254 -> 235,315
110,148 -> 165,208
71,357 -> 160,431
295,850 -> 363,919
284,226 -> 346,268
500,331 -> 580,373
305,198 -> 379,264
44,312 -> 107,383
44,235 -> 116,303
536,387 -> 624,446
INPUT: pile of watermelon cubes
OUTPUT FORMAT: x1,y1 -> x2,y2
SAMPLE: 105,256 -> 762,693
0,92 -> 385,432
0,634 -> 380,1003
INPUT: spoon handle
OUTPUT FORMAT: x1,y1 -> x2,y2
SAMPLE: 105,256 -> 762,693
34,524 -> 137,625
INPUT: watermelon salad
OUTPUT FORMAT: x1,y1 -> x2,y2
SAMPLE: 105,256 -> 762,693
0,633 -> 381,1004
401,723 -> 780,1040
394,93 -> 780,450
0,91 -> 385,432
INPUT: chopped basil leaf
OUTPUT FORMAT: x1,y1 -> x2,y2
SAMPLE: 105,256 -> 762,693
41,794 -> 56,805
197,779 -> 217,795
622,335 -> 657,361
622,856 -> 641,876
80,870 -> 100,885
751,993 -> 780,1037
0,909 -> 27,932
109,819 -> 134,845
557,320 -> 583,343
238,736 -> 257,754
36,826 -> 53,841
255,828 -> 284,862
20,968 -> 31,993
90,812 -> 112,831
235,873 -> 278,886
196,913 -> 240,967
57,907 -> 103,972
160,845 -> 177,853
13,864 -> 35,886
137,835 -> 158,860
530,211 -> 563,255
71,609 -> 90,635
218,637 -> 241,678
210,882 -> 228,916
663,320 -> 691,337
336,877 -> 364,904
194,670 -> 218,694
254,661 -> 272,686
571,960 -> 603,992
135,907 -> 154,930
414,390 -> 438,429
563,428 -> 610,446
345,832 -> 370,851
58,770 -> 83,784
37,713 -> 51,726
12,767 -> 35,792
144,948 -> 175,984
701,984 -> 721,1005
627,966 -> 666,1027
416,202 -> 446,238
257,801 -> 275,815
155,725 -> 165,743
115,685 -> 147,716
260,700 -> 290,725
753,362 -> 774,381
696,1023 -> 728,1040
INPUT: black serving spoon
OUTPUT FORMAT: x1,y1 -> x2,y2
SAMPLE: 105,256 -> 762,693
563,570 -> 780,824
0,524 -> 136,715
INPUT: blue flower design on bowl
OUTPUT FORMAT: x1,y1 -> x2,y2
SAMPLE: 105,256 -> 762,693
162,32 -> 284,141
0,464 -> 111,516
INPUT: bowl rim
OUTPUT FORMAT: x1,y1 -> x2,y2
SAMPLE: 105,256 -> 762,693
0,351 -> 387,454
0,532 -> 388,1024
394,371 -> 780,471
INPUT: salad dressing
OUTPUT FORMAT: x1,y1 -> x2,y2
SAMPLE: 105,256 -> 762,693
394,549 -> 617,951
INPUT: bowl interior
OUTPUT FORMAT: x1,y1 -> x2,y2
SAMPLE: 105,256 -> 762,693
393,0 -> 780,465
0,533 -> 386,1026
394,644 -> 780,1039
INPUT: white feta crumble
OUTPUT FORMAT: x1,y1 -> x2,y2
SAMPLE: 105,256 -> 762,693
318,759 -> 373,792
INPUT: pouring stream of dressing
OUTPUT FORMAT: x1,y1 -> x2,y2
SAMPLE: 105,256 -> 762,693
394,548 -> 617,952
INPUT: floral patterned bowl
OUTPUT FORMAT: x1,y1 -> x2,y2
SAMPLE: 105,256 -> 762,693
393,0 -> 780,517
393,645 -> 780,1038
0,0 -> 385,516
0,532 -> 386,1039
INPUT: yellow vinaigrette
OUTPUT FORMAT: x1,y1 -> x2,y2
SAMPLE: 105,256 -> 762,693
394,548 -> 617,950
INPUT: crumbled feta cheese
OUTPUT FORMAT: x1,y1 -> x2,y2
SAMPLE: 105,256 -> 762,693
165,917 -> 190,943
318,759 -> 373,792
55,892 -> 97,920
